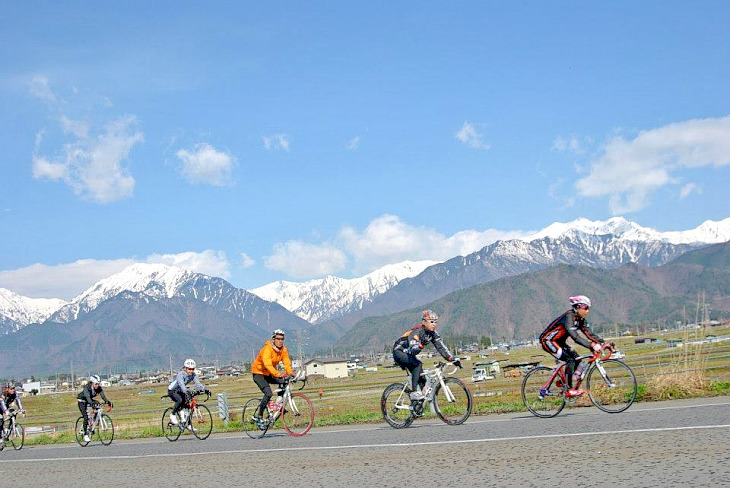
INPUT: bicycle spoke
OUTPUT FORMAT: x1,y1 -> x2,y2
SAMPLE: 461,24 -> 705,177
162,407 -> 182,441
587,359 -> 637,413
98,414 -> 114,445
381,383 -> 414,429
191,404 -> 213,440
242,398 -> 270,439
433,377 -> 472,425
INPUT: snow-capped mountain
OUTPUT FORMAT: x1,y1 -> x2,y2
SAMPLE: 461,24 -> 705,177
0,288 -> 66,334
251,260 -> 438,323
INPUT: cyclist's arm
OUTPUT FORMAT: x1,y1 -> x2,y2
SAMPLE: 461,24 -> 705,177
567,317 -> 603,349
262,349 -> 283,377
431,331 -> 455,361
98,389 -> 110,404
192,374 -> 206,392
170,370 -> 188,395
81,384 -> 94,404
281,347 -> 293,376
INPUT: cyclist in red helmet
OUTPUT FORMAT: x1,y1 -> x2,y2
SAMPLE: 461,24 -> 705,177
539,295 -> 606,397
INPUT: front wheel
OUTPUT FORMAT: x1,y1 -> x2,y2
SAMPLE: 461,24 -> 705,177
282,393 -> 314,437
9,423 -> 24,450
242,398 -> 270,439
162,407 -> 182,442
587,359 -> 637,413
521,366 -> 566,418
97,414 -> 114,445
381,383 -> 414,429
191,404 -> 213,440
75,417 -> 90,447
433,377 -> 472,425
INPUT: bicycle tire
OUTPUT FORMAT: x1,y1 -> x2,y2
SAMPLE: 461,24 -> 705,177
162,407 -> 182,442
75,416 -> 90,447
191,404 -> 213,440
521,366 -> 566,418
587,359 -> 637,413
282,393 -> 314,437
381,383 -> 414,429
10,423 -> 24,450
242,398 -> 270,439
98,414 -> 114,445
433,377 -> 472,425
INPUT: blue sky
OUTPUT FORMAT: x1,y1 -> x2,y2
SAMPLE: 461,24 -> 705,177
1,2 -> 729,300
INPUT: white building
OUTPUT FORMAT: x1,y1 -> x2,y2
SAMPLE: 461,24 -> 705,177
304,358 -> 349,379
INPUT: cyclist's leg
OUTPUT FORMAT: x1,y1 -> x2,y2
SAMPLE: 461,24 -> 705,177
0,400 -> 6,437
169,389 -> 185,417
253,374 -> 274,417
562,346 -> 579,389
77,401 -> 89,435
394,349 -> 422,391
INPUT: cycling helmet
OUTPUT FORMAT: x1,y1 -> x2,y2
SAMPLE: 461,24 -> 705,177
184,358 -> 196,369
272,328 -> 285,338
569,295 -> 592,309
89,375 -> 101,384
422,309 -> 439,321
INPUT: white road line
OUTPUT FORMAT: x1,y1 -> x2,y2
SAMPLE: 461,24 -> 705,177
2,423 -> 728,464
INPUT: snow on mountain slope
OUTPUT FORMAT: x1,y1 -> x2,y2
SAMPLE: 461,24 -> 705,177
251,260 -> 439,323
0,288 -> 66,332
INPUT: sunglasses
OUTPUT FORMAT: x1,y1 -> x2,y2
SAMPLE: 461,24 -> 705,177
274,337 -> 285,341
576,304 -> 590,311
427,320 -> 438,324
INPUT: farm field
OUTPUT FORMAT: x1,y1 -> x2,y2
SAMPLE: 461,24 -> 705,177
12,325 -> 730,445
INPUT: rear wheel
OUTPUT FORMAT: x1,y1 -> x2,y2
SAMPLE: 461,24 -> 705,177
433,377 -> 472,425
381,383 -> 414,429
9,423 -> 24,450
162,407 -> 182,442
191,404 -> 213,440
243,398 -> 270,439
521,366 -> 566,418
587,359 -> 637,413
282,393 -> 314,437
75,417 -> 90,447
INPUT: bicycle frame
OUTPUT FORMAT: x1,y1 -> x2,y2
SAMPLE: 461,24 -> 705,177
88,404 -> 112,432
270,370 -> 307,421
538,346 -> 613,398
3,411 -> 20,436
394,362 -> 460,412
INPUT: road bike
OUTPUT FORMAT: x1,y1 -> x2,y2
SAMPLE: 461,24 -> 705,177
75,402 -> 114,447
381,360 -> 472,429
242,370 -> 314,439
162,390 -> 213,441
521,343 -> 637,418
0,409 -> 25,451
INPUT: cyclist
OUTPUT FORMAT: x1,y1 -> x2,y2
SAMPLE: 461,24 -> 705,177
251,329 -> 293,429
1,383 -> 24,441
393,310 -> 461,401
77,375 -> 113,443
167,358 -> 210,426
539,295 -> 607,398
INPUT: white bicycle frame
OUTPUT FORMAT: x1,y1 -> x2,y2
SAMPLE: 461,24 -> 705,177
394,362 -> 460,412
86,405 -> 110,433
271,370 -> 306,420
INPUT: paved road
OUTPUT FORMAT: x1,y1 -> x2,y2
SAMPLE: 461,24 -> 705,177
1,396 -> 728,487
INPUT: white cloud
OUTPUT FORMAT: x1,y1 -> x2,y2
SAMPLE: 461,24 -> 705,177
240,252 -> 256,268
346,136 -> 360,150
176,143 -> 235,186
264,241 -> 347,278
455,121 -> 490,150
32,114 -> 143,203
0,251 -> 232,300
28,75 -> 57,103
576,116 -> 730,214
679,182 -> 701,199
553,135 -> 583,154
262,133 -> 290,151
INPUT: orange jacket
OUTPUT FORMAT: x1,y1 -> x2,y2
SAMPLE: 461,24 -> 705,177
251,340 -> 293,377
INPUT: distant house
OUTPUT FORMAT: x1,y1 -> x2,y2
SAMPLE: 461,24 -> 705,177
304,358 -> 349,379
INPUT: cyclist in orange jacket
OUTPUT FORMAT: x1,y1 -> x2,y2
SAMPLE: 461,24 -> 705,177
251,329 -> 293,428
539,295 -> 606,398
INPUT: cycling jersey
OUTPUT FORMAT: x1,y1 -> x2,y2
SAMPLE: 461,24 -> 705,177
76,383 -> 110,405
167,370 -> 205,395
540,309 -> 603,357
251,340 -> 293,378
393,325 -> 454,360
0,390 -> 23,413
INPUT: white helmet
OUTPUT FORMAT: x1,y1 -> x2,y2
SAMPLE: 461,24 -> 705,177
184,358 -> 196,369
272,329 -> 285,338
89,375 -> 101,384
569,295 -> 592,308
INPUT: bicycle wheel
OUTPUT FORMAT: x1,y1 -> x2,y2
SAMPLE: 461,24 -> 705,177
381,383 -> 414,429
97,414 -> 114,445
587,359 -> 637,413
282,393 -> 314,437
162,407 -> 182,442
9,423 -> 24,450
75,417 -> 90,447
433,377 -> 472,425
242,398 -> 270,439
521,366 -> 566,418
191,404 -> 213,440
